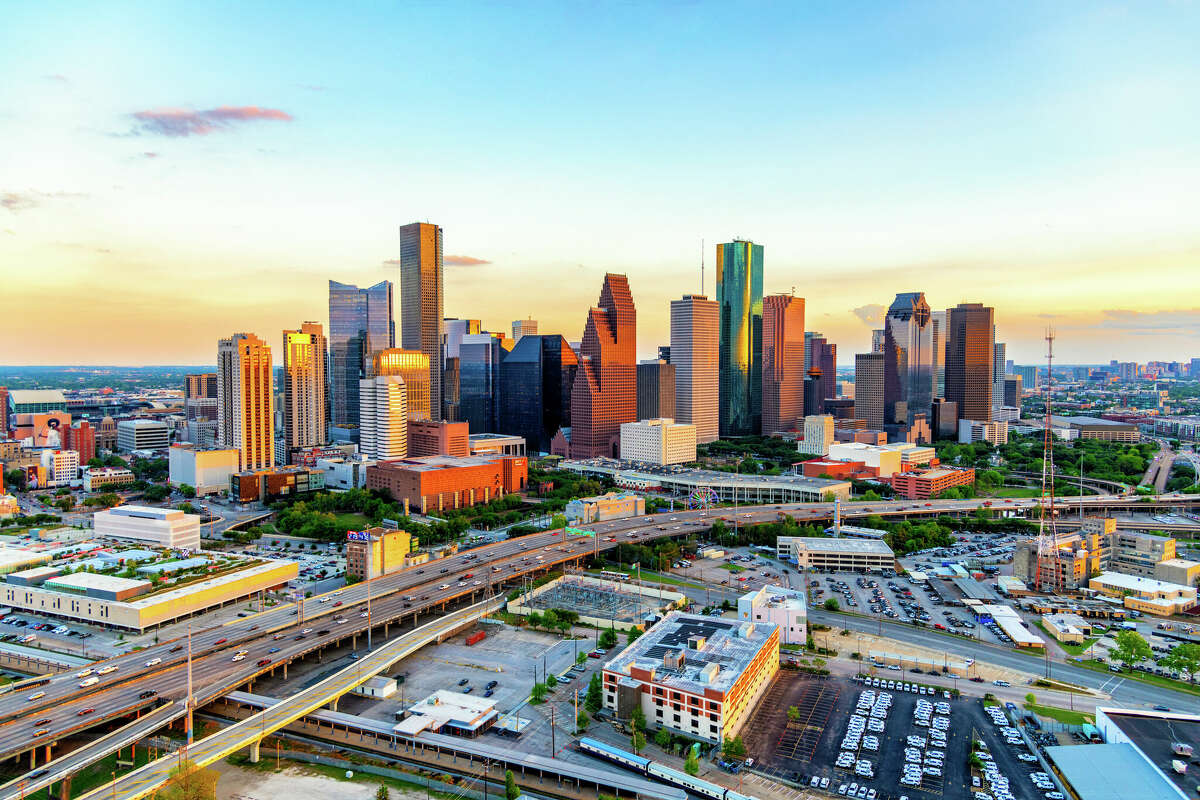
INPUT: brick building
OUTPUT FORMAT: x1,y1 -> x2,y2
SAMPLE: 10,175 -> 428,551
366,454 -> 527,515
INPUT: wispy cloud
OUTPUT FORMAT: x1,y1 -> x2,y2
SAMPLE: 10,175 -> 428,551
1,190 -> 85,214
445,254 -> 490,266
851,303 -> 885,326
129,106 -> 293,137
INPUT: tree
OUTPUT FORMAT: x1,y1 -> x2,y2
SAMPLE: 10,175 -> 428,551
823,598 -> 840,611
684,748 -> 700,776
631,729 -> 646,754
787,705 -> 801,722
1161,643 -> 1200,683
585,673 -> 603,713
376,785 -> 390,800
505,770 -> 520,800
1111,629 -> 1152,671
655,727 -> 672,748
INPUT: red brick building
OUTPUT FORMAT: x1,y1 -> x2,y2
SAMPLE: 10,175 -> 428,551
407,419 -> 469,457
365,454 -> 528,515
888,467 -> 975,500
569,274 -> 637,459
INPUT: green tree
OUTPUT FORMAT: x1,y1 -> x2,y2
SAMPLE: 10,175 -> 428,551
1111,629 -> 1152,671
505,770 -> 520,800
585,673 -> 603,713
684,748 -> 700,776
375,785 -> 389,800
1161,643 -> 1200,684
631,729 -> 646,754
823,598 -> 840,611
655,727 -> 672,748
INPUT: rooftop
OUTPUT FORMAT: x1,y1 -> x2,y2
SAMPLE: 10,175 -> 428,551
1044,743 -> 1183,800
781,536 -> 895,555
605,611 -> 778,696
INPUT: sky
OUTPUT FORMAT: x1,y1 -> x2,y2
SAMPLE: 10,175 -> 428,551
2,1 -> 1199,366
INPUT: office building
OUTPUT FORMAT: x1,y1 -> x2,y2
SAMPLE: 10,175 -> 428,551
717,240 -> 764,436
329,280 -> 393,427
365,454 -> 528,515
346,527 -> 418,580
169,444 -> 240,496
992,341 -> 1007,414
854,352 -> 885,430
761,294 -> 805,435
282,322 -> 328,460
602,611 -> 779,743
94,505 -> 202,550
569,274 -> 637,459
637,359 -> 676,421
373,349 -> 430,420
358,375 -> 408,460
217,332 -> 275,471
775,537 -> 896,572
117,419 -> 169,452
958,419 -> 1008,445
565,491 -> 646,524
83,466 -> 135,492
619,418 -> 697,465
498,335 -> 578,454
945,303 -> 995,424
398,221 -> 444,420
511,318 -> 538,341
670,294 -> 719,444
459,332 -> 509,433
738,585 -> 807,645
1003,375 -> 1023,408
795,414 -> 835,456
883,292 -> 935,425
408,419 -> 469,457
230,465 -> 325,503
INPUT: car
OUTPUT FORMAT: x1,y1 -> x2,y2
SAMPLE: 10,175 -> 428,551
144,657 -> 162,667
139,690 -> 158,699
77,707 -> 95,716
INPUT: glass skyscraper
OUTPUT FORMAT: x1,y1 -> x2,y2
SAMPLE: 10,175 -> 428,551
328,280 -> 394,427
716,240 -> 763,436
883,292 -> 934,425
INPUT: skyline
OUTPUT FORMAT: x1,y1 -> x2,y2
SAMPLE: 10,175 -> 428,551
3,2 -> 1200,365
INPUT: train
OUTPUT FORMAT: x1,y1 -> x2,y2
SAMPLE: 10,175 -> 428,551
577,737 -> 755,800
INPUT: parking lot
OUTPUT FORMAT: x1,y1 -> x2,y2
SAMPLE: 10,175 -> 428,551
742,674 -> 1050,800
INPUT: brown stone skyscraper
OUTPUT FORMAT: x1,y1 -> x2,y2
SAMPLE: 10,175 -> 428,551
945,302 -> 995,423
761,294 -> 805,434
569,274 -> 637,459
398,222 -> 443,420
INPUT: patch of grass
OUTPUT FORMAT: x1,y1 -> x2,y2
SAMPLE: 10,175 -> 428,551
1024,702 -> 1094,726
1075,659 -> 1200,696
1033,621 -> 1099,656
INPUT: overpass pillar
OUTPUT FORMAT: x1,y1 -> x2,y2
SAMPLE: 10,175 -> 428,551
248,739 -> 261,763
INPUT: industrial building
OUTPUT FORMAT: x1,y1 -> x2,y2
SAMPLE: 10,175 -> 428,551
737,585 -> 807,645
775,537 -> 896,572
602,611 -> 779,743
93,505 -> 202,550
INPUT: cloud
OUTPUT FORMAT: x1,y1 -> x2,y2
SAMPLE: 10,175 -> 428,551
1098,308 -> 1200,336
129,106 -> 293,137
444,254 -> 491,266
1,190 -> 85,214
851,303 -> 885,326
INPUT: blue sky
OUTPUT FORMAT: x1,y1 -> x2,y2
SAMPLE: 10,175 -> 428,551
2,1 -> 1198,364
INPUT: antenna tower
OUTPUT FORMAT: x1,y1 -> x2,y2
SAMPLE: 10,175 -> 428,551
1034,327 -> 1059,591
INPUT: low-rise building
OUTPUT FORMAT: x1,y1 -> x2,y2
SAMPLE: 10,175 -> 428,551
365,454 -> 528,516
117,419 -> 169,452
601,611 -> 779,743
345,527 -> 418,580
1089,572 -> 1198,616
169,444 -> 240,496
93,505 -> 202,550
619,419 -> 697,466
565,491 -> 645,524
775,537 -> 896,572
889,467 -> 976,500
737,585 -> 807,645
82,466 -> 136,492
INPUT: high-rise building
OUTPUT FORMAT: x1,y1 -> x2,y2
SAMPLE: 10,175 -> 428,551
373,349 -> 431,421
717,240 -> 764,436
512,318 -> 538,341
358,376 -> 407,459
762,294 -> 805,434
328,280 -> 393,427
854,352 -> 885,431
398,222 -> 444,421
992,341 -> 1007,414
945,303 -> 995,424
636,360 -> 676,421
217,333 -> 275,471
459,332 -> 510,433
670,294 -> 719,444
282,322 -> 328,460
569,273 -> 637,459
498,335 -> 578,454
883,292 -> 934,426
931,310 -> 947,398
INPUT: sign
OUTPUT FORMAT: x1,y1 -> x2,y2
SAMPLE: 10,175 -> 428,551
346,530 -> 373,542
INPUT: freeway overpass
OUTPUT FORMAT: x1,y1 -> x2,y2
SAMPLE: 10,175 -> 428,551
1,492 -> 1198,786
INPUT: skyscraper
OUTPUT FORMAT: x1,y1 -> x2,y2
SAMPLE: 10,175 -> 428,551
373,349 -> 431,420
945,303 -> 995,424
328,280 -> 393,427
217,333 -> 274,471
761,294 -> 805,434
358,376 -> 407,459
883,292 -> 935,425
637,359 -> 676,421
512,318 -> 538,341
854,352 -> 885,431
398,222 -> 444,421
459,332 -> 510,432
931,310 -> 947,398
498,335 -> 578,453
670,294 -> 719,444
282,322 -> 328,460
717,240 -> 764,436
569,274 -> 637,459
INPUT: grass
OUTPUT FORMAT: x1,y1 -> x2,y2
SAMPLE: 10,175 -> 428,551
1024,702 -> 1094,726
1033,621 -> 1100,656
1075,658 -> 1200,696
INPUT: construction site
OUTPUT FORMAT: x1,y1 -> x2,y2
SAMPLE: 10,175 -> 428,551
508,573 -> 687,629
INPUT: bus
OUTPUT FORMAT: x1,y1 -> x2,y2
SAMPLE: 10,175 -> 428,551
599,570 -> 632,582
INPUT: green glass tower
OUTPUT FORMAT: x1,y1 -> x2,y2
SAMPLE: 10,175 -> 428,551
717,240 -> 764,436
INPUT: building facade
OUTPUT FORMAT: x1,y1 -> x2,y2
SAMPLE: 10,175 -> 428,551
717,240 -> 764,436
569,274 -> 637,459
670,294 -> 719,444
761,294 -> 805,435
282,321 -> 328,460
398,221 -> 444,421
217,332 -> 275,470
